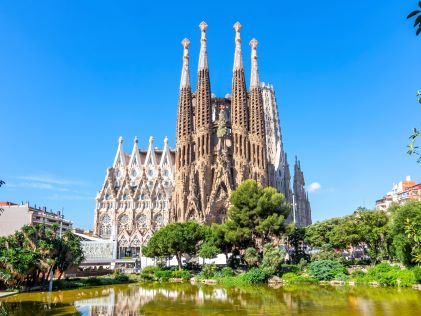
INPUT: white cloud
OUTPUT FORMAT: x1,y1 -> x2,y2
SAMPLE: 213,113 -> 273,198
308,182 -> 321,193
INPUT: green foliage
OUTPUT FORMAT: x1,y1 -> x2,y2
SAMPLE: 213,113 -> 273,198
308,260 -> 346,281
281,272 -> 318,284
226,180 -> 290,250
198,243 -> 220,259
244,247 -> 259,267
171,269 -> 191,280
0,224 -> 84,288
280,264 -> 299,274
85,277 -> 102,286
239,267 -> 272,284
142,221 -> 206,269
201,263 -> 217,279
142,266 -> 160,274
114,274 -> 130,283
261,243 -> 284,274
388,202 -> 421,266
221,267 -> 234,277
412,266 -> 421,283
407,2 -> 421,36
154,270 -> 173,281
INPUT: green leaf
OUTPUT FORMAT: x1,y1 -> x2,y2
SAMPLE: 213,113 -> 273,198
407,10 -> 420,19
417,27 -> 421,36
414,15 -> 421,27
419,1 -> 421,9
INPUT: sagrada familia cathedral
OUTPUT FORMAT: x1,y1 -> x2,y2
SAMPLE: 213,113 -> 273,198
93,22 -> 311,259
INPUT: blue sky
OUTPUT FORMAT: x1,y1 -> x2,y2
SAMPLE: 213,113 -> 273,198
0,1 -> 420,230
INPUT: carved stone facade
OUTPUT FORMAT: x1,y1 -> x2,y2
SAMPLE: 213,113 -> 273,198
94,136 -> 174,259
93,22 -> 312,255
172,22 -> 311,227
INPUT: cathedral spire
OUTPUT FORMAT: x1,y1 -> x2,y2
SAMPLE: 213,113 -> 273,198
233,22 -> 243,71
113,136 -> 126,169
250,38 -> 260,88
180,38 -> 190,89
198,21 -> 208,70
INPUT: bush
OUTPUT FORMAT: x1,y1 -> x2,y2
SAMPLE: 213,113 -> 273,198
155,270 -> 173,281
366,263 -> 399,281
221,267 -> 234,277
282,272 -> 298,281
281,272 -> 318,284
114,274 -> 130,283
280,264 -> 299,274
240,267 -> 272,284
202,263 -> 217,279
412,266 -> 421,283
396,269 -> 416,287
171,269 -> 192,280
244,248 -> 259,267
85,277 -> 102,286
142,266 -> 160,274
308,260 -> 346,281
364,263 -> 416,287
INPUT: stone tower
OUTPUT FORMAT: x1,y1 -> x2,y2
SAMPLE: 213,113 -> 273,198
231,22 -> 250,184
171,21 -> 310,226
173,38 -> 194,222
248,39 -> 267,185
293,157 -> 312,227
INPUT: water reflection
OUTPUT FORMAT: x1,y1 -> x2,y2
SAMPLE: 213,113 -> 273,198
1,283 -> 421,315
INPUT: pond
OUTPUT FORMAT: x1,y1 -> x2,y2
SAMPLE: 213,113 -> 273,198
1,282 -> 421,315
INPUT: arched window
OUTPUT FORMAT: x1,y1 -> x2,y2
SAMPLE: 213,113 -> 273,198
136,214 -> 147,229
118,215 -> 130,231
99,215 -> 112,238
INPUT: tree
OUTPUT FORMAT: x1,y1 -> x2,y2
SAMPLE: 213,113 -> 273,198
226,179 -> 290,251
406,4 -> 421,161
404,218 -> 421,263
407,2 -> 421,36
142,221 -> 205,269
388,202 -> 421,266
0,224 -> 84,288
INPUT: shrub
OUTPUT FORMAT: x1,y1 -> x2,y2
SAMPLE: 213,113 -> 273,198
412,266 -> 421,283
396,269 -> 416,287
221,267 -> 234,277
281,272 -> 318,284
85,277 -> 102,286
114,274 -> 130,283
282,272 -> 298,281
364,263 -> 416,287
155,270 -> 173,281
350,270 -> 366,283
261,243 -> 284,274
142,266 -> 160,274
334,273 -> 349,281
171,269 -> 192,280
202,263 -> 217,279
280,264 -> 299,274
366,263 -> 399,281
308,260 -> 346,281
240,267 -> 271,284
244,248 -> 259,267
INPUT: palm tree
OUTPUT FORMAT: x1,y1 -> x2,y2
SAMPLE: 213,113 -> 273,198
407,2 -> 421,35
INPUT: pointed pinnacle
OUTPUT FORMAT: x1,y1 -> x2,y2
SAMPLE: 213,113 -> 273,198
199,21 -> 208,32
181,38 -> 190,49
233,22 -> 242,32
250,38 -> 258,49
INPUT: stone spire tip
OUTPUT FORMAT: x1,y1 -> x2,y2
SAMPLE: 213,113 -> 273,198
250,38 -> 258,49
118,136 -> 123,144
198,21 -> 208,70
199,21 -> 208,32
